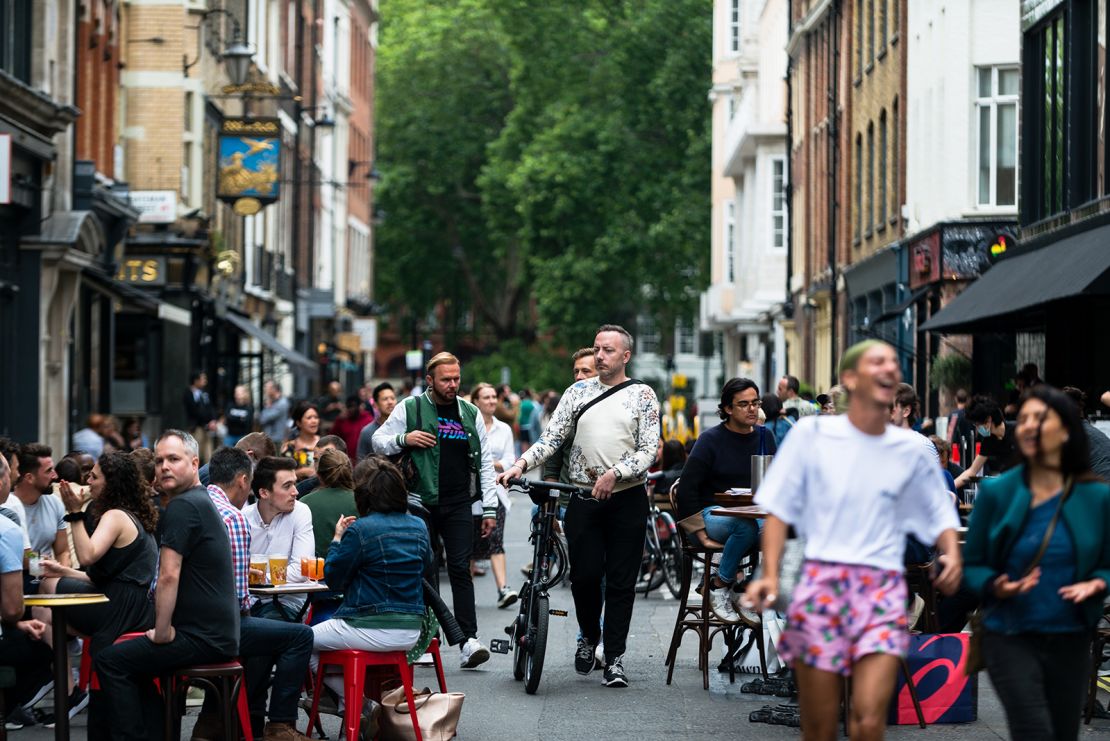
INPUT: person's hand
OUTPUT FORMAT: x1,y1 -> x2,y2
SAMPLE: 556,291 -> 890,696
40,558 -> 68,578
207,420 -> 218,431
497,465 -> 523,488
932,552 -> 962,596
17,619 -> 46,640
58,481 -> 82,513
993,568 -> 1040,599
1059,578 -> 1107,603
743,576 -> 779,611
405,431 -> 437,449
480,517 -> 496,538
591,469 -> 618,501
248,567 -> 266,583
147,625 -> 175,644
333,515 -> 356,541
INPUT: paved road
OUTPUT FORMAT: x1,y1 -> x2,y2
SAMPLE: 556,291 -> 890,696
17,486 -> 1110,739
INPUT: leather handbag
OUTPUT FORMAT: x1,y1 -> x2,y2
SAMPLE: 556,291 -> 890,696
379,684 -> 465,741
965,476 -> 1074,675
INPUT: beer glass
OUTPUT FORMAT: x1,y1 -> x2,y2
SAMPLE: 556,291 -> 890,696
249,556 -> 268,585
269,554 -> 288,586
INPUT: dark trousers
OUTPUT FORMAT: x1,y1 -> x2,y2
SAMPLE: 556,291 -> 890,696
93,632 -> 231,741
0,627 -> 52,707
564,485 -> 648,659
427,500 -> 479,639
983,631 -> 1091,741
200,615 -> 314,727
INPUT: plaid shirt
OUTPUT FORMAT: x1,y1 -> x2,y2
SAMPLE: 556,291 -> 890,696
207,484 -> 252,612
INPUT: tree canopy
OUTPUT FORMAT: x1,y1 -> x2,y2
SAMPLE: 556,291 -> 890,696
375,0 -> 711,380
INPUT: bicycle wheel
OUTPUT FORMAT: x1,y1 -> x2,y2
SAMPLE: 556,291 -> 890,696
524,593 -> 549,694
512,586 -> 530,681
659,514 -> 685,599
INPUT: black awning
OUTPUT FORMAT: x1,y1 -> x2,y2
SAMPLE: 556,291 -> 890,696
223,311 -> 317,374
83,267 -> 159,311
920,225 -> 1110,333
874,286 -> 931,324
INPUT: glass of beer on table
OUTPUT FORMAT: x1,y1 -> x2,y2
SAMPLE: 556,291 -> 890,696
249,556 -> 268,585
269,554 -> 288,586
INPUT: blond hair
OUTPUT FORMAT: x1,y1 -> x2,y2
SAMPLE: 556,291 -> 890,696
425,351 -> 460,376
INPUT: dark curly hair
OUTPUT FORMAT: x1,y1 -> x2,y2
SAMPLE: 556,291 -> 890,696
92,451 -> 159,534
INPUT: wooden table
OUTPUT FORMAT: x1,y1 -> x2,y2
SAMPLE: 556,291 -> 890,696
249,582 -> 332,622
713,491 -> 755,507
712,505 -> 768,520
24,593 -> 109,741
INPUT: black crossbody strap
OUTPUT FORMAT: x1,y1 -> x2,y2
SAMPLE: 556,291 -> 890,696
573,379 -> 643,426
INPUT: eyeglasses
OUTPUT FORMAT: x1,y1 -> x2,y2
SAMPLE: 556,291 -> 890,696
732,400 -> 762,410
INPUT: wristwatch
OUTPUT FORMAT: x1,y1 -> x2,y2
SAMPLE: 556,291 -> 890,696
612,468 -> 624,482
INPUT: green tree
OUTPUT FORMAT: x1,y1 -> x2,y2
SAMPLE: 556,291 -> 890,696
376,0 -> 712,369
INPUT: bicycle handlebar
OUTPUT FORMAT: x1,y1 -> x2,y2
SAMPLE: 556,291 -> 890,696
506,477 -> 591,497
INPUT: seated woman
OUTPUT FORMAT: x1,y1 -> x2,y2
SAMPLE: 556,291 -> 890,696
40,451 -> 158,734
676,378 -> 776,625
282,401 -> 322,480
310,457 -> 432,725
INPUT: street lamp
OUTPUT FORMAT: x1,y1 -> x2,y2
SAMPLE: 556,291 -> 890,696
221,36 -> 255,87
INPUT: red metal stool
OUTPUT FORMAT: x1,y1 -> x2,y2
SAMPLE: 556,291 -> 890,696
88,631 -> 150,691
77,638 -> 92,691
163,661 -> 253,741
306,649 -> 426,741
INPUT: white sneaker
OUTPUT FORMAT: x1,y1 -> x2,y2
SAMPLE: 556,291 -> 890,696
594,642 -> 604,670
710,586 -> 742,624
459,637 -> 490,669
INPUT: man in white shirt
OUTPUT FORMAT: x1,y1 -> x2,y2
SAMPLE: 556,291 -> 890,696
243,457 -> 315,621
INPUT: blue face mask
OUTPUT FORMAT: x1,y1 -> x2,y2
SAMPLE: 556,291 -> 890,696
976,425 -> 990,438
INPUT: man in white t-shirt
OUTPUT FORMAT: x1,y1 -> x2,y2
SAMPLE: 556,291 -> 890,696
12,444 -> 68,567
244,457 -> 315,621
747,341 -> 961,740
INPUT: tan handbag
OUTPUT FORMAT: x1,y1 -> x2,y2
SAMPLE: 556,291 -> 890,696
379,684 -> 465,741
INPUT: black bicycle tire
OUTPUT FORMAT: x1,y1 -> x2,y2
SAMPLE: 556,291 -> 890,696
524,593 -> 549,694
512,586 -> 530,681
659,513 -> 684,599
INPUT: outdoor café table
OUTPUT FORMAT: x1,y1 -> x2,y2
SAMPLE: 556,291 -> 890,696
713,505 -> 768,520
23,592 -> 109,741
713,490 -> 754,507
249,582 -> 331,622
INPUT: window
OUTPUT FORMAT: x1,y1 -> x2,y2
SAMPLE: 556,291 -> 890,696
0,0 -> 31,83
724,200 -> 736,282
855,0 -> 863,77
891,97 -> 899,224
867,0 -> 875,65
855,134 -> 863,239
730,0 -> 741,53
878,111 -> 887,222
892,0 -> 899,35
975,66 -> 1019,207
677,319 -> 696,355
771,158 -> 786,248
638,317 -> 661,354
867,123 -> 875,232
879,0 -> 887,48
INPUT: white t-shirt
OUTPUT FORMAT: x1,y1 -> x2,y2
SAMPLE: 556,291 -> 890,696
243,500 -> 315,612
755,415 -> 959,572
19,492 -> 66,557
485,418 -> 515,511
1,494 -> 32,550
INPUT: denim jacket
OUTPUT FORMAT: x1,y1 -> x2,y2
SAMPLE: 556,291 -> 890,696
325,511 -> 432,619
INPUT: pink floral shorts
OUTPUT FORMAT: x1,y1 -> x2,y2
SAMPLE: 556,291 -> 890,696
778,560 -> 909,676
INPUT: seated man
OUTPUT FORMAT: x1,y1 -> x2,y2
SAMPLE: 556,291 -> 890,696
94,430 -> 240,741
245,457 -> 315,620
204,447 -> 313,741
295,435 -> 347,498
0,453 -> 53,730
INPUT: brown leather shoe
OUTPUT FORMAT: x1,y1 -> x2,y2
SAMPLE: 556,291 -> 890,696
262,721 -> 312,741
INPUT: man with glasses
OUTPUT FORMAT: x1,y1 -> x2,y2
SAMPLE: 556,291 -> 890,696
675,378 -> 776,623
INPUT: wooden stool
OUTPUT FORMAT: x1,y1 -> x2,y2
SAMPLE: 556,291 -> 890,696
162,661 -> 253,741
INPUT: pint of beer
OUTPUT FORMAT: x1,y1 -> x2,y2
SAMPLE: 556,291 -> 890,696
269,554 -> 288,586
249,556 -> 268,585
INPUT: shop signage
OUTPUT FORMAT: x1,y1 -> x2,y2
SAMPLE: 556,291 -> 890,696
0,134 -> 10,205
130,191 -> 177,224
217,118 -> 281,211
116,256 -> 166,286
909,224 -> 1018,289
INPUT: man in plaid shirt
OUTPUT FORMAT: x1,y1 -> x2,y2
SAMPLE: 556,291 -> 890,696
200,447 -> 315,741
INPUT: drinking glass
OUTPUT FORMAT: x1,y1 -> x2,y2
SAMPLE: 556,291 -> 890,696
269,554 -> 288,586
249,556 -> 268,585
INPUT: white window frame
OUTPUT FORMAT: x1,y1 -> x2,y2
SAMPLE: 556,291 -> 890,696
770,157 -> 787,249
676,319 -> 696,355
724,200 -> 736,282
975,65 -> 1019,208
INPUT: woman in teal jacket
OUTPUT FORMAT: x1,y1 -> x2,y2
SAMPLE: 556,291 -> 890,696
963,385 -> 1110,741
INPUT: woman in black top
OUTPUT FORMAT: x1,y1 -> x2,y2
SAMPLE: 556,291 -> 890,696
223,384 -> 255,447
677,378 -> 775,625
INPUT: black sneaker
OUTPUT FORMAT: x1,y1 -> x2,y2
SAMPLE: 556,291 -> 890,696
574,639 -> 598,676
602,654 -> 628,688
5,705 -> 35,730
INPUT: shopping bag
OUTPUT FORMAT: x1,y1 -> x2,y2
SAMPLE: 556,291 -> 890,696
722,611 -> 785,675
379,683 -> 465,741
888,633 -> 978,725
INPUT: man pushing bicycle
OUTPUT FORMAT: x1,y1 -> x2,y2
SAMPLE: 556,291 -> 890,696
499,324 -> 660,688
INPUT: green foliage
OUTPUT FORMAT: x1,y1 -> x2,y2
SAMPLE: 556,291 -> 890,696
929,353 -> 973,393
375,0 -> 712,360
462,339 -> 571,394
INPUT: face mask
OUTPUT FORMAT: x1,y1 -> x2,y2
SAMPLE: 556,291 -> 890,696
976,425 -> 990,438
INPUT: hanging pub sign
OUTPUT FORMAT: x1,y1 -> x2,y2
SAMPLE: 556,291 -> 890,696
217,118 -> 281,215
